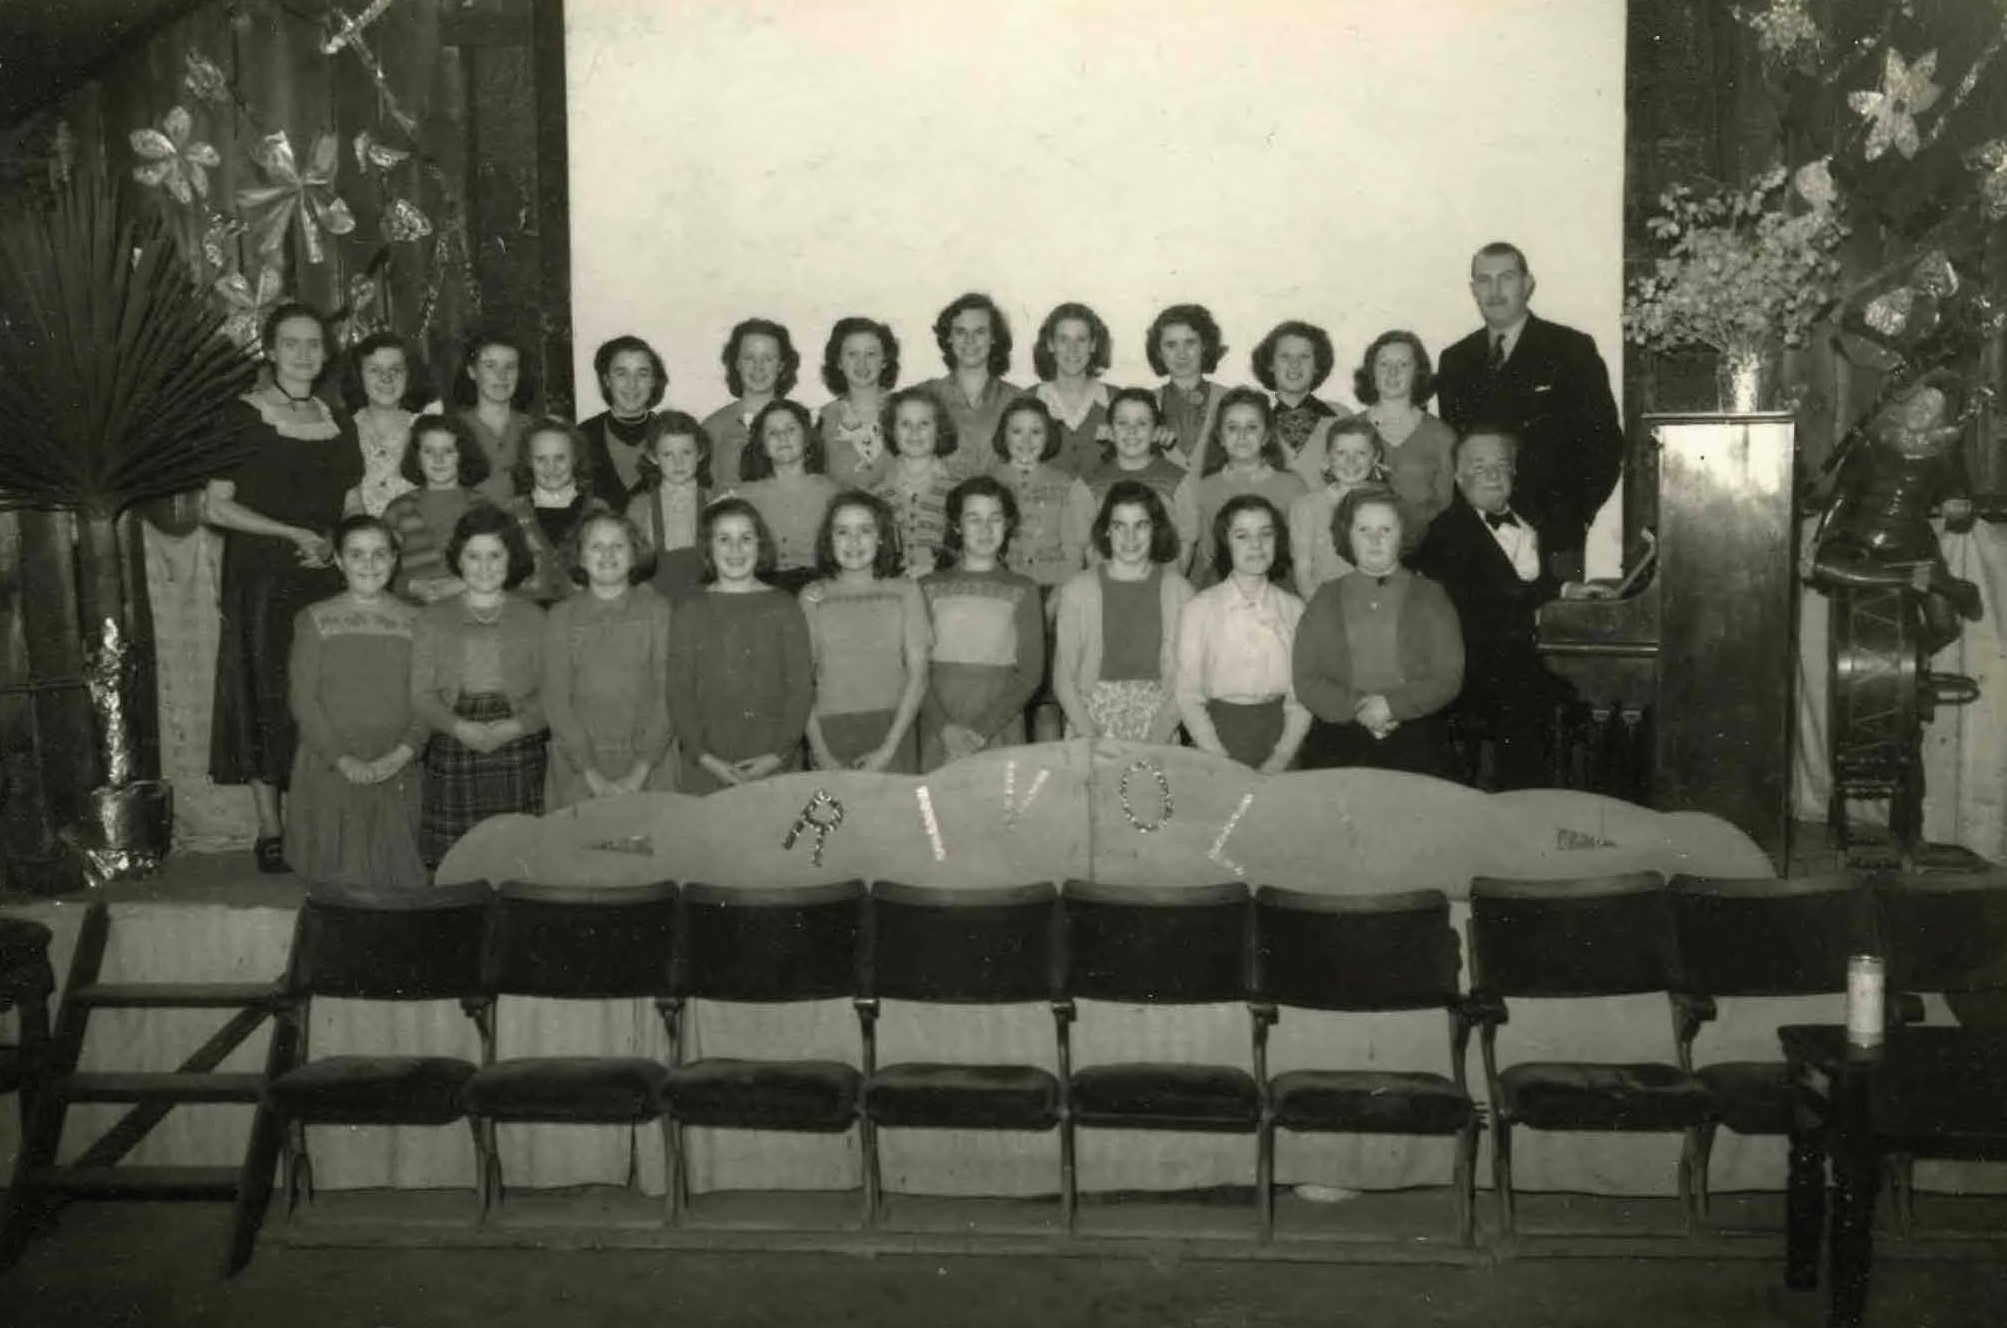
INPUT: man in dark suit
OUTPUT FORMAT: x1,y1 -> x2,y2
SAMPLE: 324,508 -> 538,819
1436,242 -> 1625,582
1412,429 -> 1605,790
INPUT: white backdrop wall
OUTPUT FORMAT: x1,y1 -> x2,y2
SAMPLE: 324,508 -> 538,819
565,0 -> 1627,551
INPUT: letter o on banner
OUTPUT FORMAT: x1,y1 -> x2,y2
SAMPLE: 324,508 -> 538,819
1118,758 -> 1173,834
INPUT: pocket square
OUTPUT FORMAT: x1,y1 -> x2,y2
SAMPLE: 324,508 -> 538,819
1532,383 -> 1554,393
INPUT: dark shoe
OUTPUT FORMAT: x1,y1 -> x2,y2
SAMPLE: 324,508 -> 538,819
254,836 -> 288,874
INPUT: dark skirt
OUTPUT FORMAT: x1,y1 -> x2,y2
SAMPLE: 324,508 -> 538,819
1207,698 -> 1285,769
1299,712 -> 1454,779
419,693 -> 547,869
210,541 -> 343,788
817,709 -> 919,774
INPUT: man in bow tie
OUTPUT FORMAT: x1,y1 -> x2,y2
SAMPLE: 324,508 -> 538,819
1413,429 -> 1605,789
1435,242 -> 1625,583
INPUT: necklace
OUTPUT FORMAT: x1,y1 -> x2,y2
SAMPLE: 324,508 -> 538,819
271,379 -> 317,406
464,597 -> 505,625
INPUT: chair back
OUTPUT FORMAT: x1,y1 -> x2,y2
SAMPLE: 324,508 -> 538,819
484,880 -> 678,998
1669,874 -> 1872,997
866,881 -> 1059,1003
678,880 -> 864,1002
1253,887 -> 1459,1011
290,882 -> 492,1000
1062,880 -> 1248,1005
1878,875 -> 2007,994
1468,872 -> 1673,998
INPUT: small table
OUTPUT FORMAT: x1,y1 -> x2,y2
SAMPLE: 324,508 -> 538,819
1780,1023 -> 2007,1327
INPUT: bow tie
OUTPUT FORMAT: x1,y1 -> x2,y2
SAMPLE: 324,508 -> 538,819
1483,509 -> 1520,530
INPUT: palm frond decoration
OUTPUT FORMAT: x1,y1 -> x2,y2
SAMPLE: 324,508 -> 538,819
0,169 -> 260,518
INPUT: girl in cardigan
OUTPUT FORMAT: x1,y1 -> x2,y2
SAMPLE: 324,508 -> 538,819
623,410 -> 711,602
918,476 -> 1045,769
1146,304 -> 1229,469
502,418 -> 610,605
736,399 -> 840,595
1175,494 -> 1312,773
1293,487 -> 1463,776
701,318 -> 799,487
664,497 -> 815,792
1051,480 -> 1195,743
1289,415 -> 1387,602
410,505 -> 549,870
543,511 -> 676,807
1187,387 -> 1310,589
452,330 -> 538,504
385,413 -> 491,604
989,396 -> 1078,593
924,292 -> 1024,482
818,316 -> 900,491
284,514 -> 428,888
801,491 -> 931,773
1032,302 -> 1117,479
579,334 -> 668,505
871,387 -> 960,578
1247,320 -> 1349,488
1354,329 -> 1456,547
1061,388 -> 1199,571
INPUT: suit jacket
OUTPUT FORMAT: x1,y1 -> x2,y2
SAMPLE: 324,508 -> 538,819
1409,494 -> 1560,697
1435,313 -> 1623,560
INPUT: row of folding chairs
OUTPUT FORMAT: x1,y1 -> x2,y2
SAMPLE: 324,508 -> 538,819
224,870 -> 2007,1273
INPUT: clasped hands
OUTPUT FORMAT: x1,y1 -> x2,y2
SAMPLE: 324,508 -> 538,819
451,718 -> 526,755
335,745 -> 414,786
292,529 -> 333,569
583,764 -> 652,798
1354,694 -> 1398,741
699,752 -> 785,787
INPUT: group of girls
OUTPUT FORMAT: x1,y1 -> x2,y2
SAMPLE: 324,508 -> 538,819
226,295 -> 1469,891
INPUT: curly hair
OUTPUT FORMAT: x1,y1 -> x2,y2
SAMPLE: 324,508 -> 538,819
511,417 -> 597,496
400,412 -> 491,489
1032,302 -> 1112,382
814,489 -> 905,581
565,509 -> 652,588
446,502 -> 536,590
341,330 -> 432,412
698,495 -> 778,584
990,396 -> 1062,464
1352,329 -> 1437,407
1250,320 -> 1334,394
1100,386 -> 1167,465
1092,478 -> 1181,565
592,335 -> 668,411
940,474 -> 1020,565
880,386 -> 960,459
1145,303 -> 1227,376
1210,492 -> 1292,585
820,316 -> 901,396
632,410 -> 715,491
451,330 -> 537,411
739,399 -> 825,480
722,318 -> 801,399
932,292 -> 1014,376
1200,386 -> 1288,477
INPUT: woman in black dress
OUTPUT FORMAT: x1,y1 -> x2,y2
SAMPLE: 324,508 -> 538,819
206,302 -> 364,872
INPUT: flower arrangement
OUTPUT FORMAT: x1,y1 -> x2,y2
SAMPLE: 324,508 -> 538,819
1622,164 -> 1848,357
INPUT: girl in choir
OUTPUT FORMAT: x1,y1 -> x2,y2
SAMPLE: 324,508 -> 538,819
1146,304 -> 1228,469
1175,494 -> 1311,773
800,491 -> 931,773
284,514 -> 428,888
872,386 -> 960,578
736,399 -> 840,595
918,476 -> 1045,769
1293,487 -> 1463,776
385,413 -> 490,605
342,331 -> 427,517
1032,302 -> 1116,478
579,334 -> 669,505
410,505 -> 549,870
1051,480 -> 1195,744
989,396 -> 1079,593
542,511 -> 676,808
1188,387 -> 1310,589
1352,329 -> 1456,546
1061,388 -> 1198,571
1250,320 -> 1348,488
665,497 -> 814,793
452,330 -> 537,504
503,419 -> 610,605
1290,415 -> 1387,602
818,316 -> 901,490
702,318 -> 799,487
623,410 -> 712,602
925,292 -> 1023,480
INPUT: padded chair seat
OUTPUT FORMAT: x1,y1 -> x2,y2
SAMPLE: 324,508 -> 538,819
1071,1064 -> 1259,1131
1698,1061 -> 1792,1136
463,1057 -> 670,1123
863,1063 -> 1060,1129
666,1058 -> 860,1129
1498,1061 -> 1710,1131
1270,1070 -> 1474,1135
267,1056 -> 477,1125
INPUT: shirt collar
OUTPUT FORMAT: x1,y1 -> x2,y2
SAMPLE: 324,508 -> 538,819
1489,315 -> 1530,359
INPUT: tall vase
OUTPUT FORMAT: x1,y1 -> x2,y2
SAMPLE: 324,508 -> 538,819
1715,341 -> 1778,413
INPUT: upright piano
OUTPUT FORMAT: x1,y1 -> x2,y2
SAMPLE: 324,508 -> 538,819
1536,413 -> 1799,868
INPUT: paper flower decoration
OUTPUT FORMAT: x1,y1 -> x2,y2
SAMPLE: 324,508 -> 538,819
214,265 -> 285,349
1792,156 -> 1837,210
1968,138 -> 2007,220
235,131 -> 356,265
130,106 -> 220,205
1848,48 -> 1942,161
199,212 -> 244,270
352,129 -> 410,173
383,197 -> 432,242
182,51 -> 230,104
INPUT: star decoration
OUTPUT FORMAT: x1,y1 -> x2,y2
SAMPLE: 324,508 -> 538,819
130,106 -> 220,205
235,130 -> 357,265
1968,138 -> 2007,219
1848,48 -> 1942,161
214,264 -> 285,349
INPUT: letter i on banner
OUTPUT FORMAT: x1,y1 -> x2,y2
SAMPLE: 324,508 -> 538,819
1208,791 -> 1255,879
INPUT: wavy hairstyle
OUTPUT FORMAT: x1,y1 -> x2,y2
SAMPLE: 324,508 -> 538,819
990,395 -> 1062,464
1200,385 -> 1288,477
1093,478 -> 1181,565
340,330 -> 433,412
1145,303 -> 1227,376
1210,492 -> 1292,585
722,318 -> 801,399
1250,320 -> 1334,394
739,398 -> 825,480
446,501 -> 536,589
400,411 -> 491,489
814,488 -> 905,581
450,329 -> 537,411
1032,301 -> 1112,381
878,385 -> 960,458
591,335 -> 668,411
565,508 -> 652,588
932,292 -> 1014,376
1330,484 -> 1405,559
820,316 -> 901,396
940,474 -> 1020,566
1351,329 -> 1437,406
511,417 -> 597,496
698,495 -> 778,584
632,410 -> 715,491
